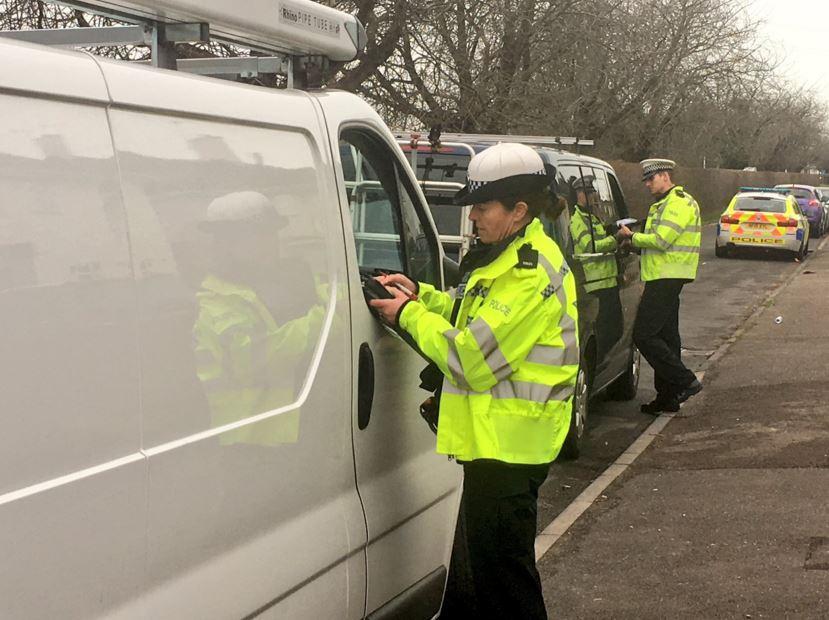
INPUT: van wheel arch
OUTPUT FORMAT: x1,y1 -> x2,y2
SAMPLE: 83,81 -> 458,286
558,338 -> 595,461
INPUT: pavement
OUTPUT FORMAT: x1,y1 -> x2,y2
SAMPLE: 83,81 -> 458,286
537,225 -> 809,535
539,236 -> 829,618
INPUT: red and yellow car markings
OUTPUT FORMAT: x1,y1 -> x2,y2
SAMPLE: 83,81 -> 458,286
718,194 -> 807,253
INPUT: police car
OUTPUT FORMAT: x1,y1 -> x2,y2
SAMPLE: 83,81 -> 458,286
715,187 -> 810,260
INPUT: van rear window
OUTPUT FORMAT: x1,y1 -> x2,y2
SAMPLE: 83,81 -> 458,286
779,187 -> 812,200
735,196 -> 786,213
428,203 -> 465,236
413,153 -> 470,183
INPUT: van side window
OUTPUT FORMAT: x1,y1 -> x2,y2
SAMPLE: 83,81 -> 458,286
559,163 -> 598,254
606,171 -> 630,218
591,168 -> 622,227
541,169 -> 573,255
341,129 -> 438,285
340,137 -> 405,272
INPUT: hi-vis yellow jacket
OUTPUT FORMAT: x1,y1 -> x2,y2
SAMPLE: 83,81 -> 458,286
632,185 -> 702,281
399,219 -> 579,464
570,205 -> 619,293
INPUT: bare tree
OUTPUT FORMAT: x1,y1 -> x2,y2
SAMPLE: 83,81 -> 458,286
1,0 -> 826,170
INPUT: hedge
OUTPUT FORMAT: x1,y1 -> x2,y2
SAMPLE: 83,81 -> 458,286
609,161 -> 823,223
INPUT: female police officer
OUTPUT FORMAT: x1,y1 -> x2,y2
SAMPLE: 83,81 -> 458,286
370,143 -> 578,619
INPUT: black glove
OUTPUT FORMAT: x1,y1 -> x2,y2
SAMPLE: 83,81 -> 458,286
419,396 -> 439,435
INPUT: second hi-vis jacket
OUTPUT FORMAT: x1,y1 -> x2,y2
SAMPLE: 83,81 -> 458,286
399,219 -> 579,465
570,205 -> 619,293
632,185 -> 701,281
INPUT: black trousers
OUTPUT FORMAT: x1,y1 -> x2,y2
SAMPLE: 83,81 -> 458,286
441,460 -> 550,620
633,278 -> 696,399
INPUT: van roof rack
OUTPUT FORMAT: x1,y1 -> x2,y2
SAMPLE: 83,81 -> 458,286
0,0 -> 366,87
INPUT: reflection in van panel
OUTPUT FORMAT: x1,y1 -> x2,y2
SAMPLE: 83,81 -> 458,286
107,106 -> 359,617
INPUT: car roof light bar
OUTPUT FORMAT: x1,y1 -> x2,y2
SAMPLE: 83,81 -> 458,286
738,187 -> 789,194
394,131 -> 594,148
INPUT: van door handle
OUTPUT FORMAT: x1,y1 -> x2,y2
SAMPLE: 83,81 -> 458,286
357,342 -> 375,430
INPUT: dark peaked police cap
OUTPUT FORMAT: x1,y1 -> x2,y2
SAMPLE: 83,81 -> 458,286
453,142 -> 551,205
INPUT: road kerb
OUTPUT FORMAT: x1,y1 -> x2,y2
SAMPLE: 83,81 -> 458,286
535,415 -> 673,560
535,233 -> 829,562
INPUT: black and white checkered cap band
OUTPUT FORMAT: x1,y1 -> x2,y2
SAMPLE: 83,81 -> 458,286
467,169 -> 546,192
642,162 -> 674,177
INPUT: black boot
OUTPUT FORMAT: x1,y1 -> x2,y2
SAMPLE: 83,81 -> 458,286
640,397 -> 680,415
676,379 -> 703,404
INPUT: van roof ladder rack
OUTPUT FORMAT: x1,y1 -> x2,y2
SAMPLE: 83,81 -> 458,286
0,0 -> 366,87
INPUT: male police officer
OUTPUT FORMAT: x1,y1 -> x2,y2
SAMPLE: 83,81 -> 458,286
370,143 -> 578,619
618,159 -> 702,413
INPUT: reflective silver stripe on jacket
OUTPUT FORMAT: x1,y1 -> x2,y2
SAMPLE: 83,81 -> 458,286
537,253 -> 564,288
651,232 -> 671,250
442,328 -> 471,389
559,312 -> 577,337
538,254 -> 568,301
442,377 -> 574,404
538,253 -> 579,354
526,343 -> 579,367
656,220 -> 702,235
491,381 -> 574,404
574,229 -> 592,246
642,244 -> 700,255
468,317 -> 514,381
441,378 -> 467,396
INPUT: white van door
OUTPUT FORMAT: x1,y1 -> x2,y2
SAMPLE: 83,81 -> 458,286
317,94 -> 462,618
0,42 -> 146,619
99,61 -> 366,619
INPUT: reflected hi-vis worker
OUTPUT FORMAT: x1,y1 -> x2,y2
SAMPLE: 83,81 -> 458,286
370,143 -> 578,620
618,159 -> 702,413
193,191 -> 324,445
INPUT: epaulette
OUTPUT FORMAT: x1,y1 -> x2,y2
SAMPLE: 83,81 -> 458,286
675,189 -> 686,198
516,243 -> 539,269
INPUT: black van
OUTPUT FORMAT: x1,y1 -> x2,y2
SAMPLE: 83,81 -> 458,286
399,136 -> 643,458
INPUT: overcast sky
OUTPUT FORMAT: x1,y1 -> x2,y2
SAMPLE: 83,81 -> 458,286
751,0 -> 829,103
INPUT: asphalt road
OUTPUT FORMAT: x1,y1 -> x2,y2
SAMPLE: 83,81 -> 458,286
537,224 -> 811,530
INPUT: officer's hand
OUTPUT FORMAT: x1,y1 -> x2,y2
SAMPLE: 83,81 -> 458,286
377,272 -> 417,293
369,285 -> 409,326
617,224 -> 634,241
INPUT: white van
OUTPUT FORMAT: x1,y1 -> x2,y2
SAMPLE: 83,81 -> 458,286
0,5 -> 460,618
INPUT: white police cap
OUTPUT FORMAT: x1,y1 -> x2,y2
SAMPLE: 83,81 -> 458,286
202,191 -> 287,229
640,158 -> 676,181
454,142 -> 550,205
571,175 -> 597,192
